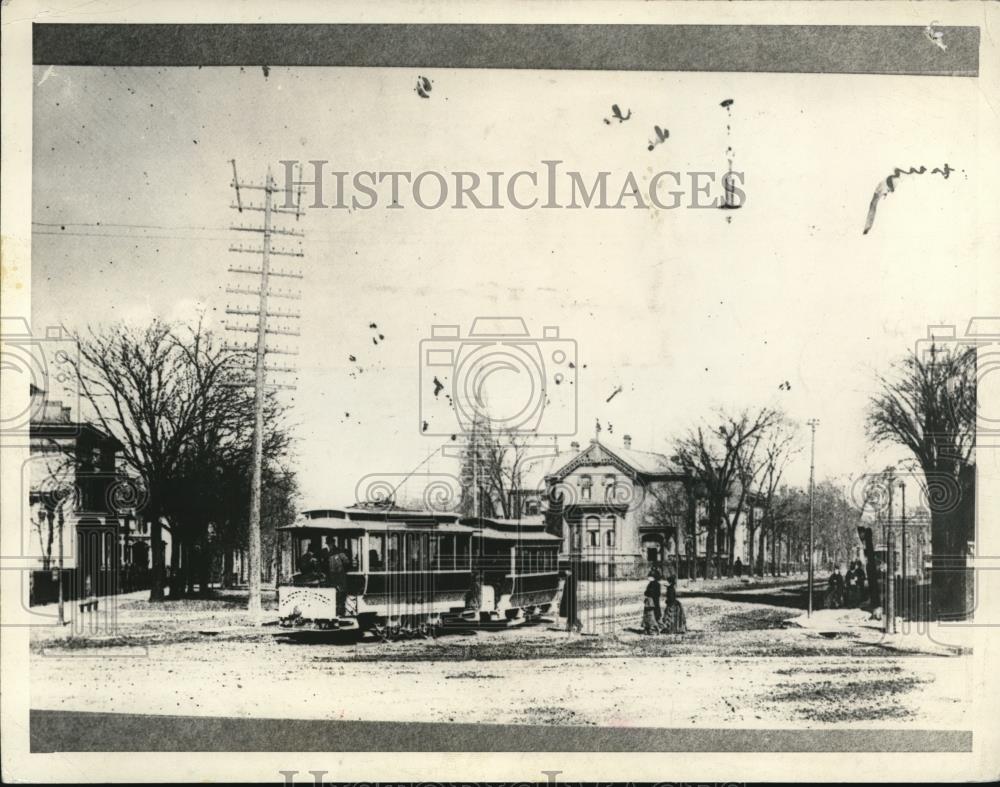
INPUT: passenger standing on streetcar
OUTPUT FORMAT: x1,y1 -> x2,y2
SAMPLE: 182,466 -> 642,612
328,546 -> 350,616
316,537 -> 331,580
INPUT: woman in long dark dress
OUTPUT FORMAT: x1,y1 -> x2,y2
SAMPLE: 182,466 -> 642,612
661,583 -> 687,634
643,570 -> 662,634
559,568 -> 582,633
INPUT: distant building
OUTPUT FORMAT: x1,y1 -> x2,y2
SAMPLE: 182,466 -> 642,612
27,385 -> 165,603
520,435 -> 695,579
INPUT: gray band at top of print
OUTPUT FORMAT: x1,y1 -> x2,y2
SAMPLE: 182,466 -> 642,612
33,24 -> 979,76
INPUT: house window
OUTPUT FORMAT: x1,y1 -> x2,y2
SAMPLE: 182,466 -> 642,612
589,530 -> 599,547
580,475 -> 592,500
606,529 -> 615,547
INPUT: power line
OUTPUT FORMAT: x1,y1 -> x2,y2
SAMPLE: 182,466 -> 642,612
33,230 -> 232,242
32,220 -> 225,231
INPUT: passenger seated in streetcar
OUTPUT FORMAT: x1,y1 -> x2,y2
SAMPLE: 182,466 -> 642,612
295,541 -> 326,584
316,537 -> 332,577
297,543 -> 317,574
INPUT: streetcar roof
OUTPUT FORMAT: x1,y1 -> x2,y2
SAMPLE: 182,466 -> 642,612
279,506 -> 461,533
460,516 -> 562,542
475,527 -> 562,543
279,509 -> 560,541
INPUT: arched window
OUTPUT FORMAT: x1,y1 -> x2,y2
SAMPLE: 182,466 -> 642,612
580,475 -> 592,500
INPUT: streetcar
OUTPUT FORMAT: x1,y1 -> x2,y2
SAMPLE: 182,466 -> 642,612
275,507 -> 563,638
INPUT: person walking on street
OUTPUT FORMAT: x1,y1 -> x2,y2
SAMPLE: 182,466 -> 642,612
643,569 -> 662,634
559,567 -> 583,633
661,582 -> 687,634
825,565 -> 845,609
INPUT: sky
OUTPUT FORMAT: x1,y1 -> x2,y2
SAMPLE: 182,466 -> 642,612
30,64 -> 991,508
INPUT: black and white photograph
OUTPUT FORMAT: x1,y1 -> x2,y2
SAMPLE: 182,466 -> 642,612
1,1 -> 999,783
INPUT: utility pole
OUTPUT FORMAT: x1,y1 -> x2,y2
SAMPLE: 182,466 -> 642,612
57,506 -> 65,626
224,161 -> 303,621
884,468 -> 897,634
806,418 -> 819,617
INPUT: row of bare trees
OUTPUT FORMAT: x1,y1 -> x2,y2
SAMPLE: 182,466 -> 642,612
664,407 -> 802,578
66,318 -> 298,601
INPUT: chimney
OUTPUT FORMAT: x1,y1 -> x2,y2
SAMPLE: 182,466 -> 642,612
570,441 -> 580,452
623,434 -> 632,449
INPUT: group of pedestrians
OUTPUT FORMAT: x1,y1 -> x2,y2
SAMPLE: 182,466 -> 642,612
558,566 -> 687,636
824,561 -> 868,609
643,569 -> 687,635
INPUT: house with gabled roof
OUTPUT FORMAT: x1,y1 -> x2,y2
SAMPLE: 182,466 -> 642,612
517,434 -> 696,579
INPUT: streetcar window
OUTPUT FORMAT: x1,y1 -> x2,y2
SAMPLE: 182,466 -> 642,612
439,535 -> 455,570
387,533 -> 403,571
369,534 -> 385,571
347,536 -> 361,570
457,536 -> 471,569
407,533 -> 426,571
428,534 -> 440,570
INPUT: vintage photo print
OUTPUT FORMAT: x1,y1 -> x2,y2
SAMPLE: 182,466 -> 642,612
1,1 -> 999,783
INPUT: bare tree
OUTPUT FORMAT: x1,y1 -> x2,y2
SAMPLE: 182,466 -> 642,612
67,318 -> 293,601
642,479 -> 691,572
30,448 -> 76,570
750,419 -> 800,576
867,347 -> 976,477
673,407 -> 781,578
867,344 -> 976,616
458,410 -> 532,519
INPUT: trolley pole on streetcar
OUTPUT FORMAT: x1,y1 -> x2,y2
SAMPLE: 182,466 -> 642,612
806,418 -> 819,617
224,161 -> 304,621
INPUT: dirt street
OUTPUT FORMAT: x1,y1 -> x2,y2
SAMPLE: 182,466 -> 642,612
30,580 -> 972,730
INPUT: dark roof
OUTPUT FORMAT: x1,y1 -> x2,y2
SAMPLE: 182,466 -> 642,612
30,421 -> 124,450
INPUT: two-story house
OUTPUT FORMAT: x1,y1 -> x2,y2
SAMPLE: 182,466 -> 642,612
27,384 -> 156,603
519,435 -> 696,579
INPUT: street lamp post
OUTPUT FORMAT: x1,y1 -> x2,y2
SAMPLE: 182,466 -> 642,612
885,475 -> 896,635
899,480 -> 907,619
807,419 -> 819,617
